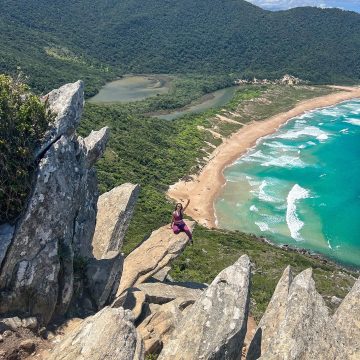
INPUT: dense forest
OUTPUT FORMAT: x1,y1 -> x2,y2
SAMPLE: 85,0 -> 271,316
1,0 -> 360,94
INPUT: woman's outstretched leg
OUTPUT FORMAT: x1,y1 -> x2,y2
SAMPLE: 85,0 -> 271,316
183,224 -> 193,242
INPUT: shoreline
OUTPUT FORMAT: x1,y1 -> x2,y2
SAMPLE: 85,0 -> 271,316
167,85 -> 360,228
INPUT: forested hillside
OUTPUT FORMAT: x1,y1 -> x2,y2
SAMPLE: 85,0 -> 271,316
1,0 -> 360,93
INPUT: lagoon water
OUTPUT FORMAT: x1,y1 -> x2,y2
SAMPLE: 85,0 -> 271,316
215,100 -> 360,267
155,87 -> 237,120
88,75 -> 170,103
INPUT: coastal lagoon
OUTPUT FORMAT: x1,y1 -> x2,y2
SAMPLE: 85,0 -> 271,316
215,100 -> 360,267
88,75 -> 170,103
88,74 -> 237,120
154,87 -> 237,120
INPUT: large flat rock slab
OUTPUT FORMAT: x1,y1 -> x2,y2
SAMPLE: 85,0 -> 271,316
137,282 -> 204,305
158,254 -> 251,360
116,221 -> 195,296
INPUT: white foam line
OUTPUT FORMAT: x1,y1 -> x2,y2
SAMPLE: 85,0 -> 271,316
286,184 -> 310,241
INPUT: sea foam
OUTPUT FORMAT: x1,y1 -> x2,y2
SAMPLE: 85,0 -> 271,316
276,126 -> 329,140
286,184 -> 310,241
345,118 -> 360,126
261,155 -> 306,168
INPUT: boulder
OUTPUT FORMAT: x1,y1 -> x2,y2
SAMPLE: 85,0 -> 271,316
48,307 -> 144,360
116,222 -> 195,296
0,81 -> 109,324
92,183 -> 140,259
137,282 -> 204,305
158,254 -> 251,360
138,298 -> 194,356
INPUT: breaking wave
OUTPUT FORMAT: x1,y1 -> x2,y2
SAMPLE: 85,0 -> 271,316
286,184 -> 310,241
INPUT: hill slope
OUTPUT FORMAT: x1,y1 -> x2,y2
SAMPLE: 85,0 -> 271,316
1,0 -> 360,92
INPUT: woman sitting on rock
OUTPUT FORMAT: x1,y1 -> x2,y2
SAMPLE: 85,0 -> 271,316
171,199 -> 193,244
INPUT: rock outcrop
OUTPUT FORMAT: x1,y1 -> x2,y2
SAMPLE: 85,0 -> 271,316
158,254 -> 251,360
116,221 -> 195,297
0,81 -> 109,324
85,183 -> 140,310
247,267 -> 360,360
92,183 -> 140,259
48,307 -> 144,360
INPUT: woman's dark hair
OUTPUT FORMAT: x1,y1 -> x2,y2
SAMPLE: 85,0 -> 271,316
174,203 -> 183,212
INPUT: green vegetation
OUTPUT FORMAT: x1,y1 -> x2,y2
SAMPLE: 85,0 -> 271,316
1,0 -> 360,95
78,83 -> 357,319
0,75 -> 53,223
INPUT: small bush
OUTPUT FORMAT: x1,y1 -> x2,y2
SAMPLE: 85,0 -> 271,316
0,74 -> 53,223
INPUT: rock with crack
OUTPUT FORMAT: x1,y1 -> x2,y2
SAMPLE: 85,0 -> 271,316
86,251 -> 124,310
138,297 -> 194,356
136,282 -> 204,305
0,81 -> 109,325
86,183 -> 139,309
116,222 -> 195,297
158,254 -> 251,360
48,307 -> 144,360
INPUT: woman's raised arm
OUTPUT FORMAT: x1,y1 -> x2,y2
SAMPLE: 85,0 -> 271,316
183,199 -> 190,211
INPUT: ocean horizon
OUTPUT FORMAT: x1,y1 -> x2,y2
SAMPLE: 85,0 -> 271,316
215,99 -> 360,267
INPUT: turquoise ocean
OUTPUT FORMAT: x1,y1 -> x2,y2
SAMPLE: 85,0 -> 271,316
215,100 -> 360,267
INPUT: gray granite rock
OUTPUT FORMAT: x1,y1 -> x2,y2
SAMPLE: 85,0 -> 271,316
247,266 -> 293,359
48,307 -> 144,360
265,269 -> 328,359
84,127 -> 110,168
158,254 -> 251,360
92,183 -> 140,259
86,251 -> 124,310
0,82 -> 109,324
138,297 -> 194,356
116,222 -> 195,297
36,81 -> 84,157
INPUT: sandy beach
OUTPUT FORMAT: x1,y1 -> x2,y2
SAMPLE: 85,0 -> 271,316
167,86 -> 360,228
